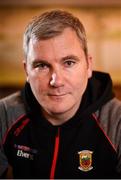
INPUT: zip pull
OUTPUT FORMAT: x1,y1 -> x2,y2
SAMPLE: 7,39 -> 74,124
50,127 -> 60,179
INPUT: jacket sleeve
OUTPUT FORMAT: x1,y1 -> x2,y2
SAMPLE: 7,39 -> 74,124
96,97 -> 121,175
0,100 -> 9,177
0,92 -> 26,177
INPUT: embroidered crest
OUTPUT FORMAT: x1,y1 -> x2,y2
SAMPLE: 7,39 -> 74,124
78,150 -> 93,172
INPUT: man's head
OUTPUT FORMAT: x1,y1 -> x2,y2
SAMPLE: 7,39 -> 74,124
23,10 -> 92,125
23,9 -> 88,60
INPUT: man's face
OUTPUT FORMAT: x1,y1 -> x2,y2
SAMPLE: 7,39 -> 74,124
24,28 -> 92,121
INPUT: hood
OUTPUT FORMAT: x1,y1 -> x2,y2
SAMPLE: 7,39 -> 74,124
79,71 -> 115,117
21,71 -> 115,128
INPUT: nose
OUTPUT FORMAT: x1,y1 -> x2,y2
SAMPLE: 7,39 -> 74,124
49,70 -> 64,87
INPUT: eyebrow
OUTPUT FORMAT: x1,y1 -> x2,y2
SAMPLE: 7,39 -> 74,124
61,55 -> 80,61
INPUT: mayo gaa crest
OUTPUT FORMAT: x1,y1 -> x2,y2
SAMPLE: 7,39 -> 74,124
78,150 -> 93,172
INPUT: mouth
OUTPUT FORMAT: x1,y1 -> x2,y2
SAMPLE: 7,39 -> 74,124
48,92 -> 69,99
47,93 -> 70,102
48,94 -> 67,97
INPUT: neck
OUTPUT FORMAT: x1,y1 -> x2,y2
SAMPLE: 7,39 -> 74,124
43,112 -> 71,126
41,103 -> 81,126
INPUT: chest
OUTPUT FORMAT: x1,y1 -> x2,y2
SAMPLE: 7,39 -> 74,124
4,115 -> 118,178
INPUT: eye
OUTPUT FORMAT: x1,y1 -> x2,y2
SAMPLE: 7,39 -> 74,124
64,60 -> 76,67
33,62 -> 50,70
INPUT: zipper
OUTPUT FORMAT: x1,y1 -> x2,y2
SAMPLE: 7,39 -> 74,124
50,127 -> 60,179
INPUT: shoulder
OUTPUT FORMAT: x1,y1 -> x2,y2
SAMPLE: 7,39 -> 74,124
0,91 -> 22,106
0,91 -> 26,114
0,92 -> 27,177
0,91 -> 26,138
98,98 -> 121,123
99,97 -> 121,127
102,97 -> 121,115
96,97 -> 121,149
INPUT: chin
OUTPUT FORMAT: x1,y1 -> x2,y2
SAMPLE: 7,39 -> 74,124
50,109 -> 67,114
49,106 -> 69,114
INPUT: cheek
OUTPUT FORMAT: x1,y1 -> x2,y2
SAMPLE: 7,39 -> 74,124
29,78 -> 48,104
75,78 -> 88,92
71,69 -> 89,92
28,74 -> 48,93
73,67 -> 89,83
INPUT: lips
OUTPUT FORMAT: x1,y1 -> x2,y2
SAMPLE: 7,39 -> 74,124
48,93 -> 67,97
47,92 -> 69,99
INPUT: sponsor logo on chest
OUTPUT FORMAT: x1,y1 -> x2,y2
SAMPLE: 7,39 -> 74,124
14,144 -> 37,160
17,149 -> 34,160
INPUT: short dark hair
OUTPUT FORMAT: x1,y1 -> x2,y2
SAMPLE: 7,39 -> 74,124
23,9 -> 88,59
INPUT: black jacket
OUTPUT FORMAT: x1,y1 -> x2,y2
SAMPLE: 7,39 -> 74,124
2,71 -> 121,178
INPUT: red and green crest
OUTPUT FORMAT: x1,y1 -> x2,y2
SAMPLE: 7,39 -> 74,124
78,150 -> 93,172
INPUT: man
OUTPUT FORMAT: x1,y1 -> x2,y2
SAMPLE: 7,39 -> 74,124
0,9 -> 121,178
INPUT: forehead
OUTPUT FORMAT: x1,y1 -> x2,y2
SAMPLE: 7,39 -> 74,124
28,28 -> 84,61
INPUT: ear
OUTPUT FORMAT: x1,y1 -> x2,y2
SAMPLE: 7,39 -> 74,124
23,59 -> 29,82
87,54 -> 93,78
